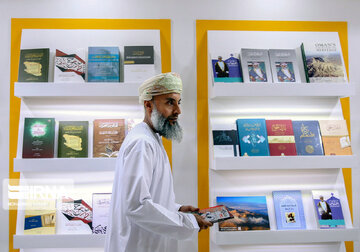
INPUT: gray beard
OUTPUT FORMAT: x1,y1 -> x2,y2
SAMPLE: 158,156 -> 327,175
150,106 -> 183,143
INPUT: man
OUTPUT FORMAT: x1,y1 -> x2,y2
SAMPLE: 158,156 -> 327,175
214,56 -> 229,77
248,61 -> 267,82
317,195 -> 332,220
105,72 -> 212,252
277,62 -> 295,82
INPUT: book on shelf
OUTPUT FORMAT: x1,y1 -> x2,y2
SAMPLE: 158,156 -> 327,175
273,190 -> 306,230
216,196 -> 270,231
292,121 -> 324,156
312,190 -> 345,229
196,205 -> 233,223
54,49 -> 86,83
268,49 -> 301,83
88,47 -> 120,82
24,199 -> 56,235
124,46 -> 156,82
58,121 -> 88,158
18,48 -> 49,82
211,53 -> 242,83
236,118 -> 270,156
92,193 -> 111,234
22,118 -> 55,158
212,123 -> 239,157
93,119 -> 126,158
301,41 -> 348,83
241,49 -> 272,83
319,120 -> 352,156
266,119 -> 297,156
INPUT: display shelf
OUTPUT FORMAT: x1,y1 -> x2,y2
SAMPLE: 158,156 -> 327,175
212,228 -> 360,245
14,82 -> 140,98
210,83 -> 355,98
14,158 -> 116,172
13,234 -> 105,249
212,155 -> 358,170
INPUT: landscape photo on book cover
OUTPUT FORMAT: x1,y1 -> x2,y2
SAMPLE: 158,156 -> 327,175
305,52 -> 344,78
216,196 -> 270,231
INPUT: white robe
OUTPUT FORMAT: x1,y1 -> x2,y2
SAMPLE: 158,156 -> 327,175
105,122 -> 199,252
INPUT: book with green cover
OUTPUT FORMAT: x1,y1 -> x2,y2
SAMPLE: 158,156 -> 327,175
18,48 -> 50,82
58,121 -> 88,158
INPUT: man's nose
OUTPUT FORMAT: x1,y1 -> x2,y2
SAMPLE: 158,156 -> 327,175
174,103 -> 181,115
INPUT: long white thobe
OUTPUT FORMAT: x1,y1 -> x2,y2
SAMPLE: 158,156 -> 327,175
105,122 -> 199,252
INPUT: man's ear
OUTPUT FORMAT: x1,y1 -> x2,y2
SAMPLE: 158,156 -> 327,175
144,100 -> 153,113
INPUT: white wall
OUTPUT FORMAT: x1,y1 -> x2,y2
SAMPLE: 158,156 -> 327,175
0,0 -> 360,251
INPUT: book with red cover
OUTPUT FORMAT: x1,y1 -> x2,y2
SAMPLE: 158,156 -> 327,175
266,120 -> 297,156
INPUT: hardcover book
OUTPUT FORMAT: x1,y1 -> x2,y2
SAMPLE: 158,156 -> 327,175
58,121 -> 88,158
22,118 -> 55,158
92,193 -> 111,234
301,42 -> 347,83
24,199 -> 56,235
312,190 -> 345,229
236,119 -> 270,156
212,129 -> 239,157
319,120 -> 352,155
88,47 -> 120,82
54,49 -> 86,83
241,49 -> 272,83
211,53 -> 242,83
273,190 -> 306,230
292,121 -> 324,156
266,120 -> 297,156
18,48 -> 49,82
216,196 -> 270,231
268,49 -> 301,83
196,205 -> 233,223
124,46 -> 156,82
93,119 -> 126,158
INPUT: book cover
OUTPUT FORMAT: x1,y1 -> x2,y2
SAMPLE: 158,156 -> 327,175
319,120 -> 352,155
18,48 -> 49,82
268,49 -> 301,83
24,199 -> 56,235
301,42 -> 347,83
124,46 -> 156,82
312,190 -> 345,229
54,49 -> 86,83
58,121 -> 88,158
212,130 -> 239,157
196,205 -> 233,223
216,196 -> 270,231
292,121 -> 324,155
93,119 -> 126,158
88,47 -> 120,82
92,193 -> 111,234
236,119 -> 270,156
266,120 -> 297,156
272,190 -> 306,230
22,118 -> 55,158
241,49 -> 272,83
211,53 -> 242,83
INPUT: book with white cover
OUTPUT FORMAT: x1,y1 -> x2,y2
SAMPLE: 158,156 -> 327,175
241,48 -> 272,83
92,193 -> 111,234
124,46 -> 156,82
54,49 -> 86,83
269,49 -> 301,83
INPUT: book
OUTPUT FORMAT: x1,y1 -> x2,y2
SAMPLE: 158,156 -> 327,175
241,49 -> 272,83
58,121 -> 88,158
301,42 -> 347,83
92,193 -> 111,234
24,199 -> 56,235
124,46 -> 156,82
18,48 -> 49,82
319,120 -> 352,155
312,190 -> 345,229
93,119 -> 126,158
266,120 -> 297,156
292,121 -> 324,155
196,205 -> 233,223
212,129 -> 239,157
88,47 -> 120,82
22,118 -> 55,158
216,196 -> 270,231
272,190 -> 306,230
236,119 -> 270,156
268,49 -> 301,83
54,49 -> 86,83
211,53 -> 242,82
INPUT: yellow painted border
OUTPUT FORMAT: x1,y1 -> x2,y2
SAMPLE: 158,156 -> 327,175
196,20 -> 352,252
10,18 -> 171,252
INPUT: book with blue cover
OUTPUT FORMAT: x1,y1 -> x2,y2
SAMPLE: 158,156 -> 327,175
88,47 -> 120,82
292,121 -> 324,155
211,53 -> 242,83
236,119 -> 269,156
273,190 -> 306,230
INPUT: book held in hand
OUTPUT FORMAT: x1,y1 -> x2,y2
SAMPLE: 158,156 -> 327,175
54,49 -> 86,83
268,49 -> 301,83
319,120 -> 352,155
58,121 -> 88,158
124,46 -> 156,82
88,47 -> 120,82
18,48 -> 50,82
241,49 -> 272,83
196,205 -> 233,223
211,53 -> 242,83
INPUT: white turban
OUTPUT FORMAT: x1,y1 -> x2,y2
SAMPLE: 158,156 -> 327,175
138,72 -> 183,104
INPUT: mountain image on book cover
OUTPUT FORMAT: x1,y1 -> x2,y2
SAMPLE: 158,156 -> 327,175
211,53 -> 242,82
58,121 -> 88,158
212,130 -> 239,157
88,47 -> 120,82
216,196 -> 270,231
18,48 -> 49,82
293,120 -> 324,155
55,49 -> 86,82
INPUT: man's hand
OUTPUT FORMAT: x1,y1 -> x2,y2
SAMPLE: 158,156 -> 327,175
179,205 -> 199,213
193,213 -> 213,231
